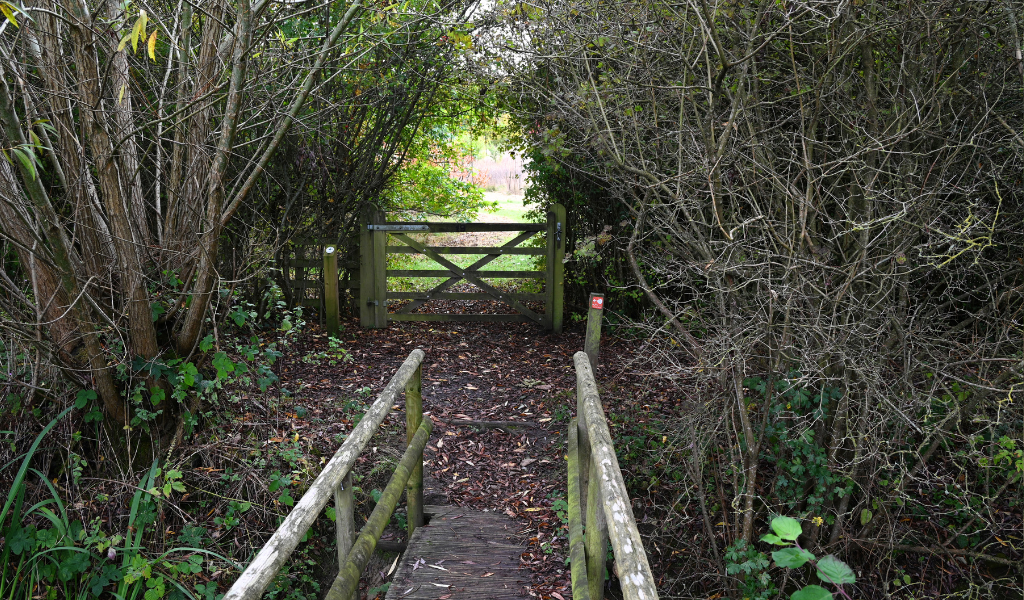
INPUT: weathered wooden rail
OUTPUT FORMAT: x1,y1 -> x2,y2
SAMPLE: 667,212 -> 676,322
222,349 -> 429,600
568,351 -> 659,600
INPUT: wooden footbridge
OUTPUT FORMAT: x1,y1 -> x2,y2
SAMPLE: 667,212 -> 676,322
222,346 -> 658,600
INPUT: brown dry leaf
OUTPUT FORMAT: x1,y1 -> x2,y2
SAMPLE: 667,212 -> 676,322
482,572 -> 494,577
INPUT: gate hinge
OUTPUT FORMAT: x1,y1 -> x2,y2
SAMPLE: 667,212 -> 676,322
368,224 -> 430,232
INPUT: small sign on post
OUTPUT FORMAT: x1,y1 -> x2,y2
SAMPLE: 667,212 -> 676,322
584,293 -> 604,373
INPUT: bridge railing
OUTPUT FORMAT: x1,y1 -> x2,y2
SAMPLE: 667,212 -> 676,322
223,349 -> 430,600
568,351 -> 659,600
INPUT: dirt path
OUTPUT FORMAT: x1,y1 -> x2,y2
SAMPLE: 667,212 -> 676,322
263,202 -> 675,598
274,315 -> 658,600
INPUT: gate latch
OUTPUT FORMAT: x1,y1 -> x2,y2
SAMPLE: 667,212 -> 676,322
367,300 -> 379,306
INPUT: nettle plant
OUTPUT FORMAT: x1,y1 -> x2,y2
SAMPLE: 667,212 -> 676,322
761,516 -> 856,600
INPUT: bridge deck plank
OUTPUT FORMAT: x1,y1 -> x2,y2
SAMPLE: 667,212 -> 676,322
384,505 -> 526,600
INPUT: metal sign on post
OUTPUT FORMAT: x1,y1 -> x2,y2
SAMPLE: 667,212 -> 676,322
584,293 -> 604,372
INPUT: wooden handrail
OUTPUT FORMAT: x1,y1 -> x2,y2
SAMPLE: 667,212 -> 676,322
325,419 -> 432,600
223,349 -> 427,600
570,351 -> 659,600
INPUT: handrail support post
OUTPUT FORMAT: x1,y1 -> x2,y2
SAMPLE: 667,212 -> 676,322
334,471 -> 354,598
406,363 -> 424,537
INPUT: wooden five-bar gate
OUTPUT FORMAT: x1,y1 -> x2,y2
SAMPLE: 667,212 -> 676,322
282,204 -> 566,333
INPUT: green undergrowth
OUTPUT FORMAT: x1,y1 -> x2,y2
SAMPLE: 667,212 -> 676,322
0,289 -> 412,600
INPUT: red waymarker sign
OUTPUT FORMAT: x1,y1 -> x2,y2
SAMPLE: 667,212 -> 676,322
591,296 -> 604,310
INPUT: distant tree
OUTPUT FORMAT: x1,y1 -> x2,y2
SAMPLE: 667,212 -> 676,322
0,0 -> 473,446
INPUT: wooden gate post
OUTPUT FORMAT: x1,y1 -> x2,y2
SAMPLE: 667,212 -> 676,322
546,203 -> 566,333
360,206 -> 387,328
324,246 -> 340,335
372,209 -> 387,328
359,206 -> 375,327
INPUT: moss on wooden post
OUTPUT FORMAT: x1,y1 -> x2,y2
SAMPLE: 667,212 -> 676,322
324,246 -> 339,335
405,363 -> 424,537
567,420 -> 592,600
325,420 -> 433,600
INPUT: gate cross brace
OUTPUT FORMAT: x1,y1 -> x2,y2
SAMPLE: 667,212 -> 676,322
394,230 -> 537,315
391,232 -> 545,325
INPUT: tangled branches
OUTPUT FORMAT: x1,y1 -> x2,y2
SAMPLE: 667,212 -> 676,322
496,0 -> 1024,596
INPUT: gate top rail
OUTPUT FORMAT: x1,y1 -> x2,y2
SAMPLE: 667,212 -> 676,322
373,222 -> 546,233
571,351 -> 659,600
223,349 -> 425,600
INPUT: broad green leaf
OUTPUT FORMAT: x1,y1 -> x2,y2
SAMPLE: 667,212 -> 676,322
860,509 -> 872,525
12,148 -> 35,180
815,555 -> 856,585
760,533 -> 785,545
1,2 -> 18,27
75,389 -> 97,409
791,585 -> 832,600
199,334 -> 215,352
770,516 -> 803,541
772,547 -> 815,568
